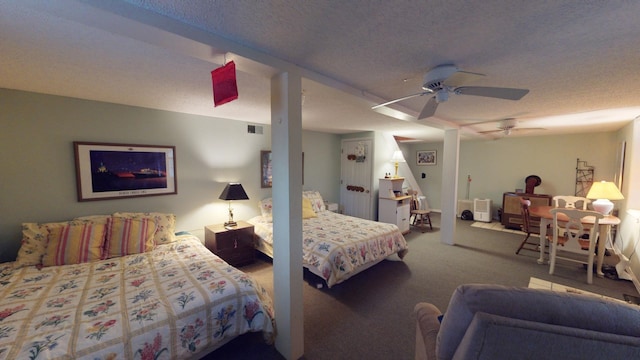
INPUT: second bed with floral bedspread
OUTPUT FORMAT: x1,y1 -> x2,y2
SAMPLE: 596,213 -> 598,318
249,200 -> 409,288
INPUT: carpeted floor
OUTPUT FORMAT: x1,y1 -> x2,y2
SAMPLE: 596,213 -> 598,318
207,213 -> 637,359
471,220 -> 524,234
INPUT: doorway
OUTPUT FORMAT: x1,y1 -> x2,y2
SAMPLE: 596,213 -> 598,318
340,138 -> 374,219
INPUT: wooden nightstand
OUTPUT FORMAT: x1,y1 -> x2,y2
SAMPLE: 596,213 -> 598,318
204,221 -> 255,267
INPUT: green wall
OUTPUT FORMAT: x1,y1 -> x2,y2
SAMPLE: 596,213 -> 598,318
406,133 -> 619,215
0,89 -> 341,262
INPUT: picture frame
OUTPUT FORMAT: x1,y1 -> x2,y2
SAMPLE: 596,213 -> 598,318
416,150 -> 437,166
260,150 -> 304,188
261,150 -> 273,188
74,141 -> 177,201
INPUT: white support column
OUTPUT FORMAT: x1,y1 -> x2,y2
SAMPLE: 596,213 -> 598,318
440,129 -> 460,245
271,71 -> 304,360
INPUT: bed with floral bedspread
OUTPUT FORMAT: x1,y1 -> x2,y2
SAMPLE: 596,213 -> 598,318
248,191 -> 409,288
0,234 -> 275,359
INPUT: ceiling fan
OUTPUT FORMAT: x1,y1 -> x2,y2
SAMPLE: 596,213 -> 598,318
476,118 -> 546,136
372,64 -> 530,119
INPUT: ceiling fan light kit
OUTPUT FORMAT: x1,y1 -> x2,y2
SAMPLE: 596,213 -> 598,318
374,64 -> 530,120
435,90 -> 449,103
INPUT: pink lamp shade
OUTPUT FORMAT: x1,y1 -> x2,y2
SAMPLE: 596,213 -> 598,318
586,181 -> 623,215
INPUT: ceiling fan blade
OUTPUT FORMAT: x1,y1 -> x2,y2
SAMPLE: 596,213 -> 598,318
478,129 -> 504,134
512,127 -> 546,133
479,127 -> 546,136
418,97 -> 438,119
371,90 -> 432,110
455,86 -> 529,100
443,70 -> 485,88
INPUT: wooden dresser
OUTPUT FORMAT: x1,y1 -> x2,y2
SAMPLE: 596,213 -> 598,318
501,192 -> 552,230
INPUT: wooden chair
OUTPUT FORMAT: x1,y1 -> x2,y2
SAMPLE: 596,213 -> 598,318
410,192 -> 432,232
516,198 -> 541,254
552,196 -> 592,239
548,208 -> 603,284
516,197 -> 555,255
552,195 -> 591,210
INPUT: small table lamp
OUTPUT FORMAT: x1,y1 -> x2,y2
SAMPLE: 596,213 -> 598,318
219,183 -> 249,227
391,150 -> 406,178
586,180 -> 624,215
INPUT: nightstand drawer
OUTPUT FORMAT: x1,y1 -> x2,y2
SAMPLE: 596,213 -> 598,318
214,229 -> 252,250
204,221 -> 255,267
215,247 -> 255,266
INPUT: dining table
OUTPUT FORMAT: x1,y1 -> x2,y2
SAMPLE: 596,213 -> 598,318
529,205 -> 620,278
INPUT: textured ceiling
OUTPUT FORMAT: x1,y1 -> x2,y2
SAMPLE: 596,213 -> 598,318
2,1 -> 640,142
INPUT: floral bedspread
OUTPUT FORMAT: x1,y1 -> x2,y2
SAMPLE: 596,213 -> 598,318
0,235 -> 275,359
250,211 -> 408,287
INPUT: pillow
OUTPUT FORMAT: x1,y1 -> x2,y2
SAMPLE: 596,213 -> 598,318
261,196 -> 322,221
302,198 -> 317,219
105,217 -> 157,258
15,223 -> 49,268
16,220 -> 86,268
303,191 -> 326,213
112,212 -> 176,245
42,223 -> 107,266
259,198 -> 273,222
74,215 -> 111,225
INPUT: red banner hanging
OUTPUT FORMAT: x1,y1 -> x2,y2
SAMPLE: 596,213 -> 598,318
211,61 -> 238,107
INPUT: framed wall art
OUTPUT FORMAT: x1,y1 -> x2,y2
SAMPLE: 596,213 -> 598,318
260,150 -> 304,188
417,150 -> 437,166
261,150 -> 273,188
74,141 -> 177,201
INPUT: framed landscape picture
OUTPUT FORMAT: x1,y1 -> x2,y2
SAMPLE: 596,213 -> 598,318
74,141 -> 177,201
417,150 -> 437,166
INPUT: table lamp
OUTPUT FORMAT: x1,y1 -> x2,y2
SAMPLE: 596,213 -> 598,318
391,150 -> 406,178
219,183 -> 249,227
586,180 -> 623,215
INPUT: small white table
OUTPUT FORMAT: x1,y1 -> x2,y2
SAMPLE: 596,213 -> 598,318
530,205 -> 620,277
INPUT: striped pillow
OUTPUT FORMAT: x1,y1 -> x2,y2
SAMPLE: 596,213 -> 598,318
105,217 -> 157,258
42,223 -> 107,266
112,212 -> 176,245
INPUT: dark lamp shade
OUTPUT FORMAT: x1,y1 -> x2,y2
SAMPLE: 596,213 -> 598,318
219,183 -> 249,201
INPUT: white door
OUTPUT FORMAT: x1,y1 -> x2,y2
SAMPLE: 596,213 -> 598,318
340,139 -> 373,219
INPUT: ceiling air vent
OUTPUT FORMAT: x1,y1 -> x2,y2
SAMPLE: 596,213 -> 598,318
247,125 -> 263,134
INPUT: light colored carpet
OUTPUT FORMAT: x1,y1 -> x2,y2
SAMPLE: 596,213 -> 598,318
211,214 -> 637,359
471,220 -> 525,235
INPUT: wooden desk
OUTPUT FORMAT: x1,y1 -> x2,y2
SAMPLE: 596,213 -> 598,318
530,205 -> 620,277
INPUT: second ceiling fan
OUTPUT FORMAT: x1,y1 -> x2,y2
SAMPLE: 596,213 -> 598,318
372,64 -> 530,119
